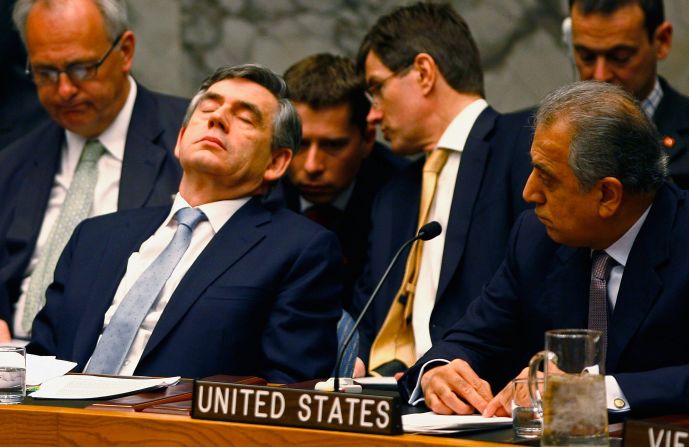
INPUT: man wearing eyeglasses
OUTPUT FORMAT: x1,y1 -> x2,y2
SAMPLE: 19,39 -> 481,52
351,2 -> 533,377
0,0 -> 188,342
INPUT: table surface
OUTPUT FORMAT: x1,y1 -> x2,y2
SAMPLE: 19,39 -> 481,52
0,396 -> 531,447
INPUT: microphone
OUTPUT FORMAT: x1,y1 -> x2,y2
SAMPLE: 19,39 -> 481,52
331,221 -> 443,393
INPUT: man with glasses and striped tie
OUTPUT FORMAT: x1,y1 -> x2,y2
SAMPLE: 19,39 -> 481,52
0,0 -> 188,342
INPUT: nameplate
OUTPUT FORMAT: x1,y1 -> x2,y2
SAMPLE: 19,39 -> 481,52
191,380 -> 403,435
624,417 -> 689,447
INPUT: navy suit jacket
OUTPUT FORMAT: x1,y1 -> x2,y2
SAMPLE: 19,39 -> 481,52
401,184 -> 689,416
265,142 -> 408,310
28,198 -> 343,383
0,84 -> 187,325
352,107 -> 534,364
655,77 -> 689,189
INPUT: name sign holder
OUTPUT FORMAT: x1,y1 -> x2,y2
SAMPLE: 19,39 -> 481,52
191,379 -> 403,435
624,416 -> 689,447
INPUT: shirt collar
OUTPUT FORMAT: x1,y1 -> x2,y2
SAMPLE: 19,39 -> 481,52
436,98 -> 488,153
299,181 -> 355,212
602,205 -> 652,268
64,75 -> 137,162
641,77 -> 663,120
167,193 -> 251,234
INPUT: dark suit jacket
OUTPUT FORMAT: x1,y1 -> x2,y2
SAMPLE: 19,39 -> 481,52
28,198 -> 343,383
0,84 -> 187,325
401,184 -> 689,416
0,0 -> 50,150
654,77 -> 689,189
265,142 -> 408,310
352,107 -> 534,365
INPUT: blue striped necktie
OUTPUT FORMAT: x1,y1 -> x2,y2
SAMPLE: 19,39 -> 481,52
85,207 -> 206,375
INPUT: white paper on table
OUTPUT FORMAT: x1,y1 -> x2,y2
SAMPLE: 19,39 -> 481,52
30,375 -> 180,399
26,354 -> 77,386
354,376 -> 397,386
403,411 -> 512,434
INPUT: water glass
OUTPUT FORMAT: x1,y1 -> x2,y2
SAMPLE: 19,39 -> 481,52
0,346 -> 26,404
512,377 -> 543,438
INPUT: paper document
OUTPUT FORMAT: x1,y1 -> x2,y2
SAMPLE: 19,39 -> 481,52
403,411 -> 512,434
31,374 -> 180,399
26,354 -> 77,386
354,376 -> 397,386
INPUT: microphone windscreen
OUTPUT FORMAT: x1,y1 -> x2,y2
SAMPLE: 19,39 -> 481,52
418,221 -> 442,241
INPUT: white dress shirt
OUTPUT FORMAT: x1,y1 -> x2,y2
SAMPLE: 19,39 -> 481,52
87,194 -> 250,376
13,76 -> 138,338
412,98 -> 488,358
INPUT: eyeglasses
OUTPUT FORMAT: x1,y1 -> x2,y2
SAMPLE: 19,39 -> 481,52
364,65 -> 412,106
26,33 -> 124,86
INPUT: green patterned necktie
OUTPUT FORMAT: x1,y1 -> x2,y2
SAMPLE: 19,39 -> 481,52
22,139 -> 106,333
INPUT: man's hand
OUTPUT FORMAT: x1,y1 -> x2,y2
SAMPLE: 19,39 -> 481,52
420,359 -> 494,415
353,357 -> 366,378
0,319 -> 10,343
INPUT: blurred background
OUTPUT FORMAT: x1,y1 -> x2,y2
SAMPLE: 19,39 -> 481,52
121,0 -> 689,111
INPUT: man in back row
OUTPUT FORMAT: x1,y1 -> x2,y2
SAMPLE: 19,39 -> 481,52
570,0 -> 689,187
0,0 -> 187,341
402,81 -> 689,417
352,2 -> 533,377
29,64 -> 343,382
265,53 -> 406,309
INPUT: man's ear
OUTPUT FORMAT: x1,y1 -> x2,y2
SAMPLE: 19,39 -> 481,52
598,177 -> 623,219
118,30 -> 136,73
263,148 -> 292,183
654,21 -> 673,61
413,52 -> 437,96
174,127 -> 186,160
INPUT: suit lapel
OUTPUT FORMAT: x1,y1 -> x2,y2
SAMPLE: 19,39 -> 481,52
72,210 -> 168,368
654,78 -> 688,163
542,246 -> 590,329
606,188 -> 673,371
436,107 -> 497,300
141,198 -> 270,358
118,85 -> 173,210
6,125 -> 63,250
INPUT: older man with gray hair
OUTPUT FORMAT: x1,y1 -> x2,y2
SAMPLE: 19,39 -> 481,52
0,0 -> 188,342
28,64 -> 343,382
400,81 -> 689,418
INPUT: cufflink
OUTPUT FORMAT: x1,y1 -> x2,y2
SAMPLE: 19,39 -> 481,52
662,135 -> 676,149
613,398 -> 626,409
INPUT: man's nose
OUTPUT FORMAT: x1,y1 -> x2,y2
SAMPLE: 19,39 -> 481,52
303,145 -> 324,175
56,73 -> 78,100
592,57 -> 613,82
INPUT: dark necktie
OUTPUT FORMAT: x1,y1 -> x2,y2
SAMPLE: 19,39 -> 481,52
589,250 -> 615,354
305,204 -> 343,230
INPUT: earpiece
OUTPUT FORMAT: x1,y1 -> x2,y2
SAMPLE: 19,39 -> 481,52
561,17 -> 578,80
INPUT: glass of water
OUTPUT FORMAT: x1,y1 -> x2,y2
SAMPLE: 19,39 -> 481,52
512,377 -> 543,438
0,346 -> 26,404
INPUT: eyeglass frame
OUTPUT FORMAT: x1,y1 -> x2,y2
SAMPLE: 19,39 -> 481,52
364,64 -> 413,107
25,32 -> 125,86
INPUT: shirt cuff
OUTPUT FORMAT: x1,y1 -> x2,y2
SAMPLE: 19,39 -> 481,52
408,358 -> 451,405
606,375 -> 630,412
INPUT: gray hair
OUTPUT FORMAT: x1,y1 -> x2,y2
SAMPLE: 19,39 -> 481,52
13,0 -> 129,45
183,64 -> 302,153
535,81 -> 667,194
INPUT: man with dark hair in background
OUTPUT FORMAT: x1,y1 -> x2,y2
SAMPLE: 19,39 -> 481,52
569,0 -> 689,187
0,0 -> 188,341
265,53 -> 406,310
352,2 -> 533,377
